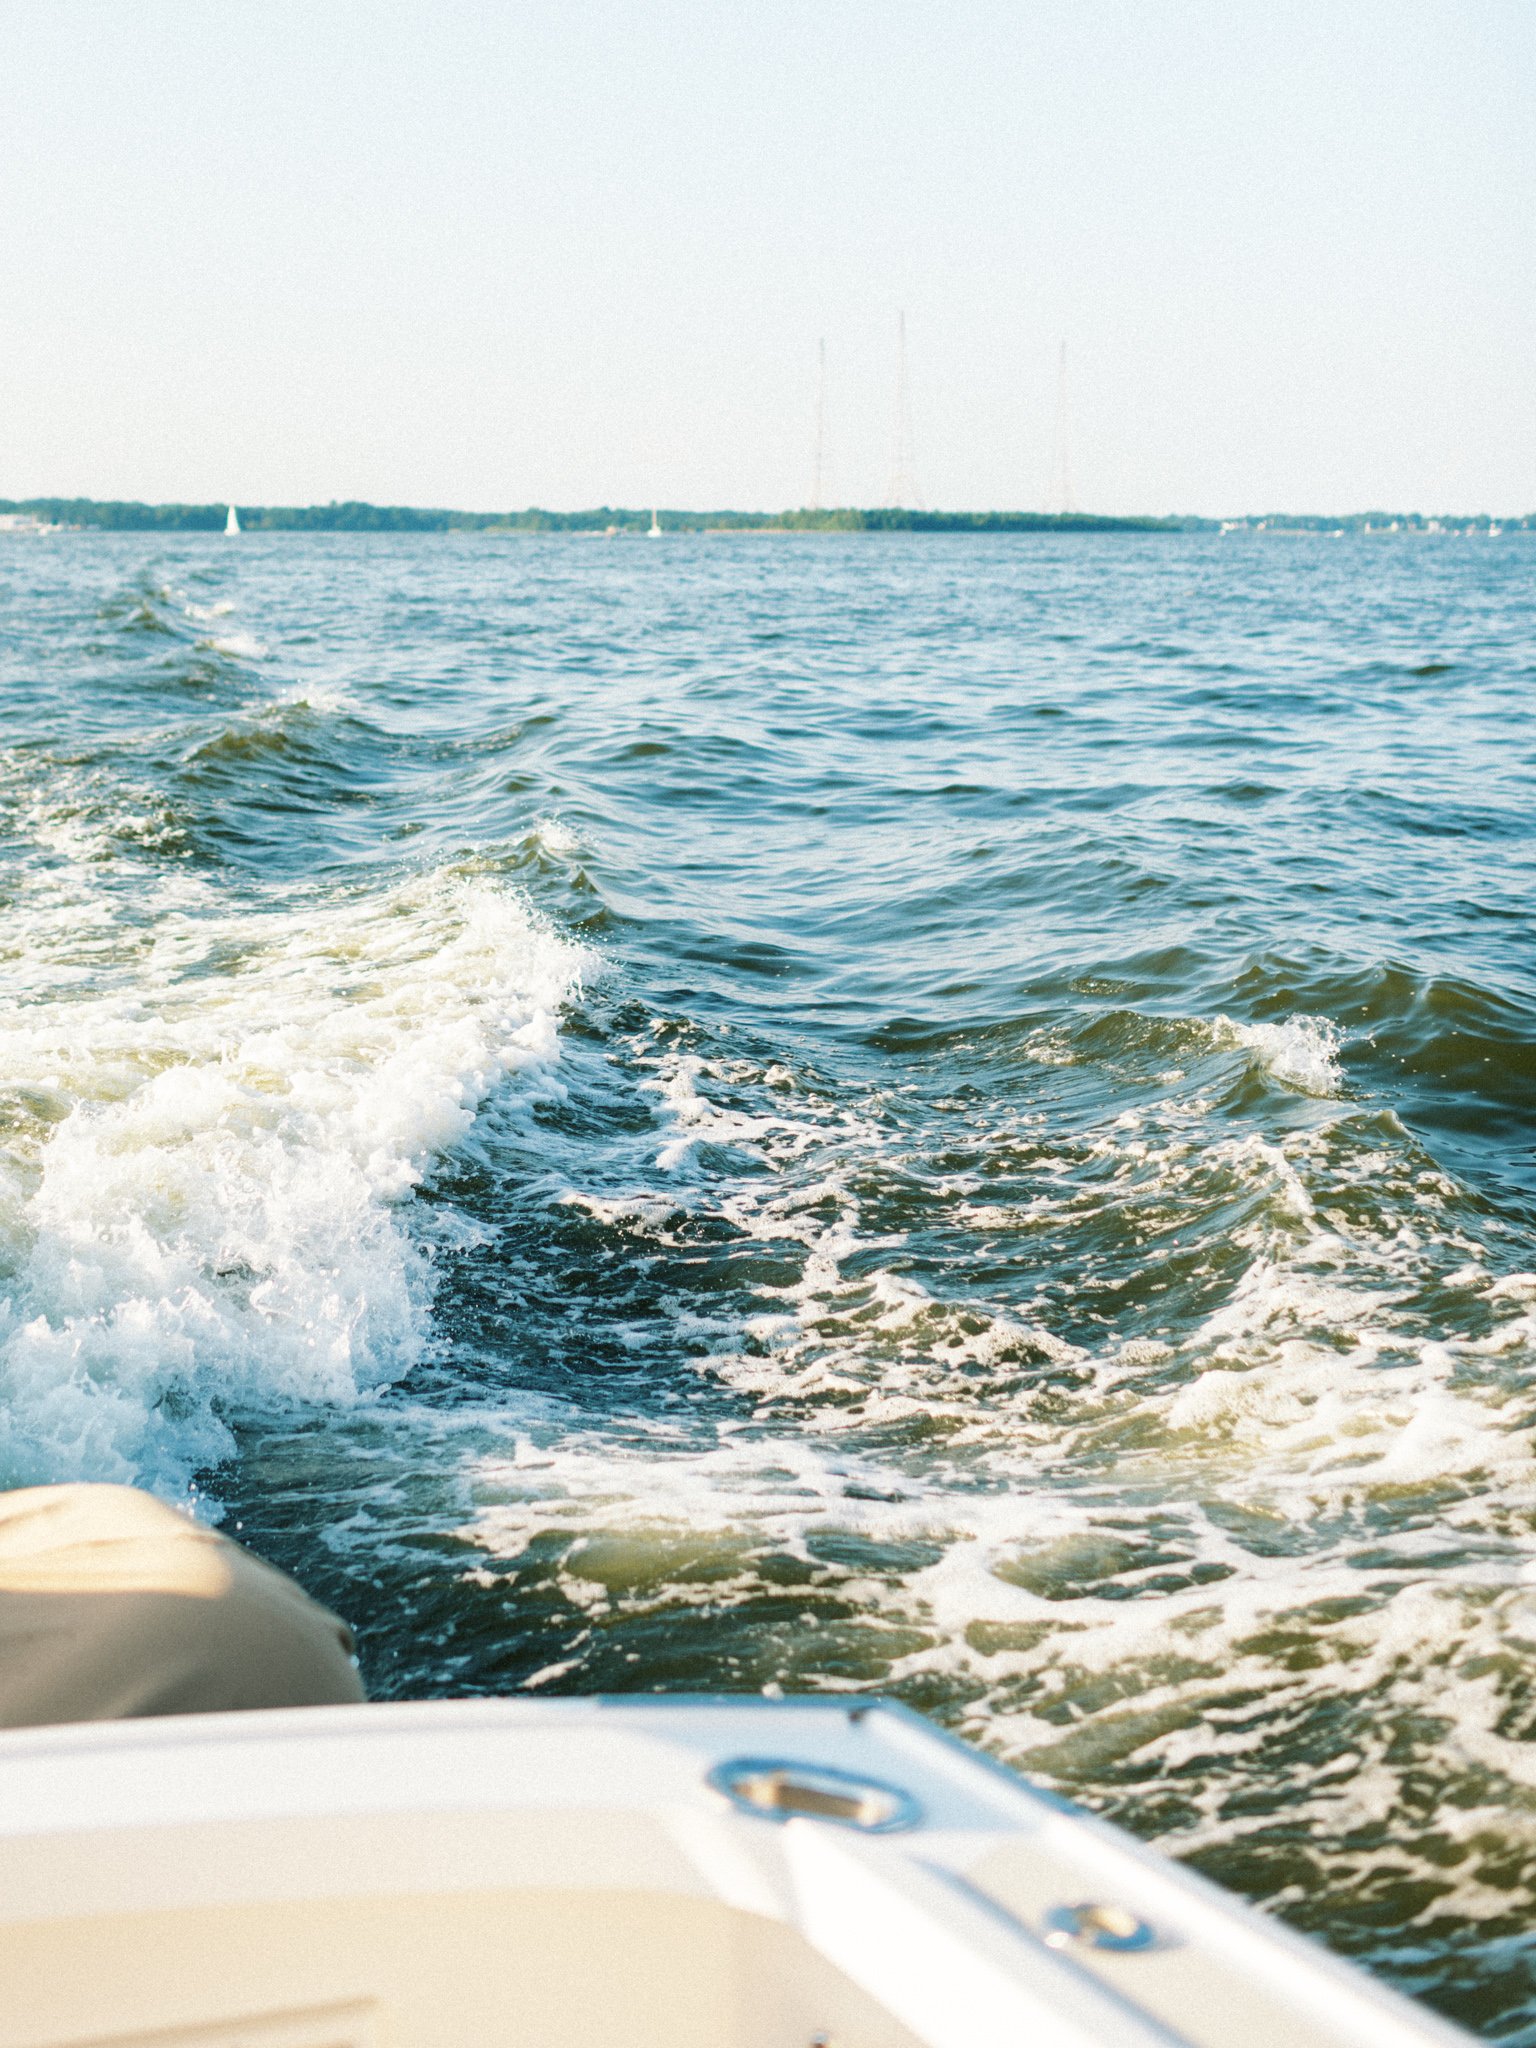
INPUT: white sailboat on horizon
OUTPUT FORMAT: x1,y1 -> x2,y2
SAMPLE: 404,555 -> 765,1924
648,508 -> 662,537
224,504 -> 240,536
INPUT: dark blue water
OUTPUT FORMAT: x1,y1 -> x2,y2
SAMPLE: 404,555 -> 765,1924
3,532 -> 1535,2036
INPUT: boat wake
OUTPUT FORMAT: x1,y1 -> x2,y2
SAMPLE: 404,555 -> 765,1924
0,854 -> 584,1493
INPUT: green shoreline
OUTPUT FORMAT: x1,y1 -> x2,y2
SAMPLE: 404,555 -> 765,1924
1,499 -> 1529,535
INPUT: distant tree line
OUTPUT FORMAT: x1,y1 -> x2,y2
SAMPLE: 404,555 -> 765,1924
0,498 -> 1528,535
0,499 -> 1176,533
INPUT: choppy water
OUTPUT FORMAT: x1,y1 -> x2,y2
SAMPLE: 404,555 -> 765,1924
3,530 -> 1535,2033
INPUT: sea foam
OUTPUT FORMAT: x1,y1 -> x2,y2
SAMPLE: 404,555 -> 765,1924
0,869 -> 584,1494
1216,1013 -> 1344,1095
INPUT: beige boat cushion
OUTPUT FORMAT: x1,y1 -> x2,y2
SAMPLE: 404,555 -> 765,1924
0,1484 -> 364,1727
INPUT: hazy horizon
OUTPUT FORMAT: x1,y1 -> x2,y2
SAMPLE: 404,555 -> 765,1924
4,495 -> 1530,524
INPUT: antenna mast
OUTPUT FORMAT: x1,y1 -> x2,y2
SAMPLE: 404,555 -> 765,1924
886,311 -> 921,510
1049,341 -> 1076,515
811,338 -> 827,511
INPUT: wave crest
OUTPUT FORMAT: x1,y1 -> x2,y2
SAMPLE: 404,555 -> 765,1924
0,871 -> 585,1492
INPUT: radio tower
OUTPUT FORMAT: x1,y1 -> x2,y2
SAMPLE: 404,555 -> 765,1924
811,337 -> 828,511
1048,340 -> 1076,515
886,311 -> 921,509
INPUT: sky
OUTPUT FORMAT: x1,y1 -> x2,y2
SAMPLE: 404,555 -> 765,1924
1,1 -> 1531,516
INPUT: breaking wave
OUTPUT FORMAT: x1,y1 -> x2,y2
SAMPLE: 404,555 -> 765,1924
0,859 -> 584,1492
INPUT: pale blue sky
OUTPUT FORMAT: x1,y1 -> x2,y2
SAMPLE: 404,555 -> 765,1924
2,1 -> 1531,515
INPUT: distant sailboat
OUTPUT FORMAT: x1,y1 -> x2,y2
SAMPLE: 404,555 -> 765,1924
224,505 -> 240,536
648,509 -> 662,537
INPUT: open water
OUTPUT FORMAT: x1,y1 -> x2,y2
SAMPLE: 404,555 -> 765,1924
3,530 -> 1535,2034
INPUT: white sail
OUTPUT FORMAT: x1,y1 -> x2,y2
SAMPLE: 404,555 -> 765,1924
225,504 -> 240,536
648,508 -> 662,537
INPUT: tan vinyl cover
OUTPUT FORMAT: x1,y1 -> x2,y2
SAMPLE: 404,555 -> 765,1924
0,1484 -> 363,1728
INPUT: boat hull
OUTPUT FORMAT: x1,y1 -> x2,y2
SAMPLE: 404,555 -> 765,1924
0,1696 -> 1474,2048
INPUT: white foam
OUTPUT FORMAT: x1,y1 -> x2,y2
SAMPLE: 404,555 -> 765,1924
533,817 -> 582,858
1216,1013 -> 1344,1095
464,1018 -> 1536,1879
204,631 -> 269,661
277,681 -> 361,716
0,869 -> 586,1492
646,1054 -> 830,1172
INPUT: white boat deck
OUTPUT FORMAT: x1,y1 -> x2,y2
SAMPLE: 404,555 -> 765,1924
0,1696 -> 1474,2048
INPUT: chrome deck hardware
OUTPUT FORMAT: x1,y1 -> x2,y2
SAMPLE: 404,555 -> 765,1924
1042,1902 -> 1156,1952
708,1758 -> 921,1832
